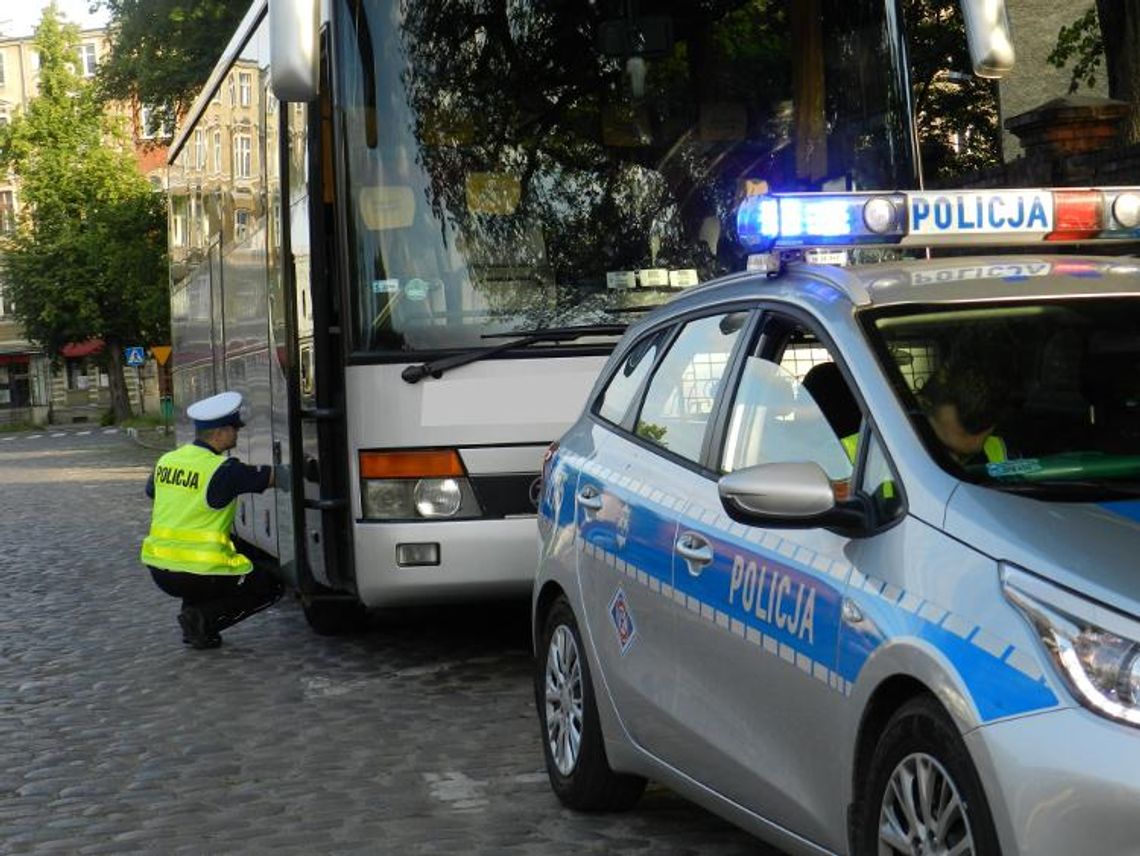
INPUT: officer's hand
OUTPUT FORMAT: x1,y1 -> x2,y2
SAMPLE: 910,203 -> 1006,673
274,464 -> 292,494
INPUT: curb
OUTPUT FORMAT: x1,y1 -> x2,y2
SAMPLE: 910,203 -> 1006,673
126,426 -> 177,452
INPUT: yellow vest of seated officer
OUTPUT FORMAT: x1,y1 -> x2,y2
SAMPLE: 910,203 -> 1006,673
140,444 -> 252,575
840,434 -> 1007,464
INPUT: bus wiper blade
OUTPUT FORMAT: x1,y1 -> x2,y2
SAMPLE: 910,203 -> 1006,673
401,323 -> 627,384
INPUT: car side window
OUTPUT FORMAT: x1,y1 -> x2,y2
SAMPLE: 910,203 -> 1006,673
720,355 -> 854,480
634,313 -> 745,463
597,328 -> 668,426
861,431 -> 905,523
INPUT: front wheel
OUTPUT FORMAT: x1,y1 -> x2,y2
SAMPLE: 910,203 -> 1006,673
301,595 -> 369,636
856,695 -> 1001,856
535,596 -> 646,811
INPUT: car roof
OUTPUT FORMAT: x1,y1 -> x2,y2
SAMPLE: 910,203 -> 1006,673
626,254 -> 1140,340
833,254 -> 1140,307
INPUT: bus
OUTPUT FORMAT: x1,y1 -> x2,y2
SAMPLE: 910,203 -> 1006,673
165,0 -> 1012,632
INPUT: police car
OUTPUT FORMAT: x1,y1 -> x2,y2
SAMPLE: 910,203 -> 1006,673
533,187 -> 1140,856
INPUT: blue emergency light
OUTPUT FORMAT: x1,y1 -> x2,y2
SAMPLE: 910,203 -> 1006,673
736,188 -> 1140,252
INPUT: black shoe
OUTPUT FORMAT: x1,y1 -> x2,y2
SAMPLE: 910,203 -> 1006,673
178,608 -> 222,650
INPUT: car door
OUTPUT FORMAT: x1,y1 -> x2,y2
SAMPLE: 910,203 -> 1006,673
575,312 -> 748,757
663,313 -> 871,851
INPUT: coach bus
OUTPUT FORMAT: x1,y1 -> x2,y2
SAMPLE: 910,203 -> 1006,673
165,0 -> 1013,631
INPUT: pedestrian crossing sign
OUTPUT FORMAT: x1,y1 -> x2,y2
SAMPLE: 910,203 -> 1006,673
125,346 -> 146,366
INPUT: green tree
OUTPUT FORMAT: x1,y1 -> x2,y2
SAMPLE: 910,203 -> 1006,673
0,5 -> 168,421
95,0 -> 247,133
906,0 -> 1002,181
1049,2 -> 1140,142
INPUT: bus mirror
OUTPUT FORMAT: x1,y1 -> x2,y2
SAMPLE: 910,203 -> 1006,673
465,173 -> 521,215
959,0 -> 1015,78
270,0 -> 320,102
359,186 -> 416,230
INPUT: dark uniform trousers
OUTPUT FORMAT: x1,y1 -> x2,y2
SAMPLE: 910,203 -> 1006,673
148,561 -> 283,633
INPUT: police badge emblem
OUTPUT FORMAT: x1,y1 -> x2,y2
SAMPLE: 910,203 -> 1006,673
608,588 -> 637,655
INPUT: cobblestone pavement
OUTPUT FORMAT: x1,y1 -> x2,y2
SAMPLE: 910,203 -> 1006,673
0,432 -> 781,855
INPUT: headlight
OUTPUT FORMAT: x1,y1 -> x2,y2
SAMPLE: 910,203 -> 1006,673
359,450 -> 482,520
1003,564 -> 1140,727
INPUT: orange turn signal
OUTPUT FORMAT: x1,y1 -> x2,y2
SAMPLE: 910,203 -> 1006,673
359,449 -> 465,479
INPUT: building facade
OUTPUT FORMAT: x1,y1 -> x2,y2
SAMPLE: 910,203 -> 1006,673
0,24 -> 166,426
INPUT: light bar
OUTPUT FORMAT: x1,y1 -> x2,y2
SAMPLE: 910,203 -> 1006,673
736,187 -> 1140,252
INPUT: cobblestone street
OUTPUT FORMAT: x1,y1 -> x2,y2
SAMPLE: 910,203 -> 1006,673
0,431 -> 775,855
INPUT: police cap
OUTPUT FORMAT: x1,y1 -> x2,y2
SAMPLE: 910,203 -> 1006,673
187,391 -> 246,430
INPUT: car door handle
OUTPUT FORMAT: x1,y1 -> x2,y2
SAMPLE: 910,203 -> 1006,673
577,485 -> 604,511
675,532 -> 713,567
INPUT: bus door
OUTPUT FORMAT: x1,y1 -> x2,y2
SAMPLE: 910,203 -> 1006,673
275,60 -> 356,602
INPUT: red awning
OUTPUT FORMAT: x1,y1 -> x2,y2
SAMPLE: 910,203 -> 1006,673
60,339 -> 105,358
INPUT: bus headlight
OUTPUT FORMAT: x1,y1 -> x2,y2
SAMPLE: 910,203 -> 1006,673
414,478 -> 463,517
359,450 -> 483,520
1004,564 -> 1140,728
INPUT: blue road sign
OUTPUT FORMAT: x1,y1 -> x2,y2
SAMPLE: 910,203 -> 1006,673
125,346 -> 146,366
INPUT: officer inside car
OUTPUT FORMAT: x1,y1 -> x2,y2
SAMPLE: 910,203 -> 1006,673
918,361 -> 1011,466
139,391 -> 284,650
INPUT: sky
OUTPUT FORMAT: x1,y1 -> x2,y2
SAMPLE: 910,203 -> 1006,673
1,0 -> 110,38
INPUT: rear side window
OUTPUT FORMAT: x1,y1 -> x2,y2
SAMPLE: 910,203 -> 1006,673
635,313 -> 746,463
597,329 -> 669,426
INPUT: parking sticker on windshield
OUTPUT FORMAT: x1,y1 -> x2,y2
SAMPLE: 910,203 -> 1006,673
609,588 -> 637,655
985,459 -> 1043,478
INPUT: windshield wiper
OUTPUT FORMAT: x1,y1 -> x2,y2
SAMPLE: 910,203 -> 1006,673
401,323 -> 627,384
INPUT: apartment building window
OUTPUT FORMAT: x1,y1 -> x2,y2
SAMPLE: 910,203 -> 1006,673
140,105 -> 168,140
0,285 -> 13,317
0,191 -> 14,235
194,130 -> 206,170
239,72 -> 252,107
235,210 -> 250,242
0,53 -> 6,87
228,75 -> 236,106
213,131 -> 222,172
78,44 -> 97,77
234,134 -> 252,178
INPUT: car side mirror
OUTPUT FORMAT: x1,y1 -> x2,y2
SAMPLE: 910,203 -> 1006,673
718,462 -> 868,533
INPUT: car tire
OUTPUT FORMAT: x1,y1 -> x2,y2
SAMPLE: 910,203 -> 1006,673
535,595 -> 646,811
302,596 -> 369,636
856,695 -> 1001,856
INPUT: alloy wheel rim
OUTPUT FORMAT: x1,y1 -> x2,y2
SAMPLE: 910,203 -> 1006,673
544,624 -> 584,776
878,752 -> 974,856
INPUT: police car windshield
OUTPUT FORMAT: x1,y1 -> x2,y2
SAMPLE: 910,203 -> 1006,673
866,298 -> 1140,499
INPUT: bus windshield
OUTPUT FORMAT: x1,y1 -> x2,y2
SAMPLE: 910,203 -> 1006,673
334,0 -> 917,355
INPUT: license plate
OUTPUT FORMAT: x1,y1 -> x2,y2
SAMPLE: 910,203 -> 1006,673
908,190 -> 1054,239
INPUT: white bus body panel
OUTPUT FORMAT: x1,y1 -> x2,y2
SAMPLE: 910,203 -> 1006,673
345,356 -> 607,607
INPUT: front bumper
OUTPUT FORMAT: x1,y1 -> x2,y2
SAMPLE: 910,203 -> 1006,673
352,516 -> 539,608
966,706 -> 1140,856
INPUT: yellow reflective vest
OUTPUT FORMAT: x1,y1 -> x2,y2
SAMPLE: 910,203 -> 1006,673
140,444 -> 252,575
841,434 -> 1008,464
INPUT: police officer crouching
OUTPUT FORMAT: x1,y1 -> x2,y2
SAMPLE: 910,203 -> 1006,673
140,391 -> 284,649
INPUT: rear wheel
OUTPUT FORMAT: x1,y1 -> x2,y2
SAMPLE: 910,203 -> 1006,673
535,596 -> 646,811
301,595 -> 369,636
857,695 -> 1001,856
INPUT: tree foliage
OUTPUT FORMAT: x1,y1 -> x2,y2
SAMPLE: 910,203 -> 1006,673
905,0 -> 1002,181
94,0 -> 248,132
1048,7 -> 1104,93
0,6 -> 168,420
1050,2 -> 1140,142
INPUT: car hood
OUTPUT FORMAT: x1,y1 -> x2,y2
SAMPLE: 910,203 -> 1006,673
945,483 -> 1140,617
